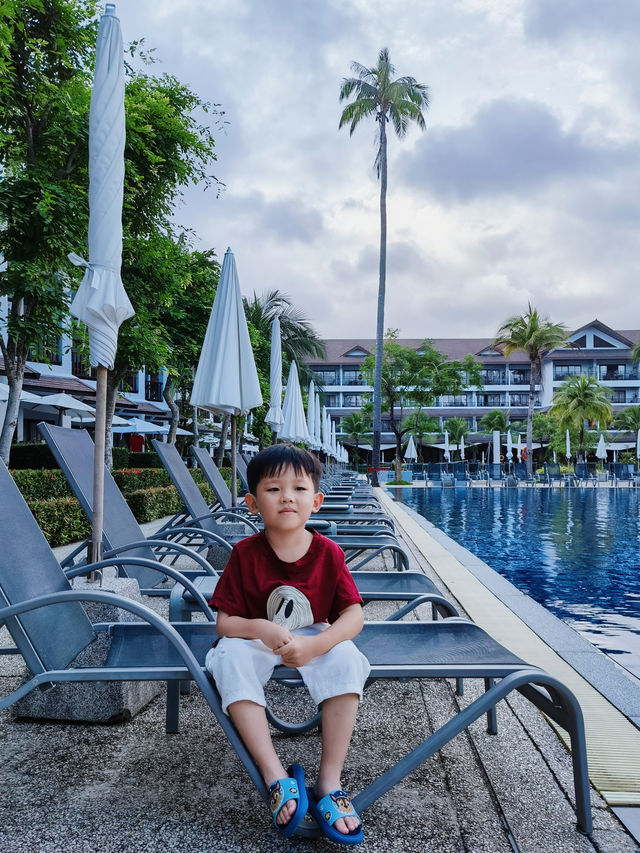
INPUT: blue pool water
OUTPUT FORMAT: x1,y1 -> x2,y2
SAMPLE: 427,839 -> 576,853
399,487 -> 640,681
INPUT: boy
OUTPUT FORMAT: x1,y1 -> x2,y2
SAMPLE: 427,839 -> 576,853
205,444 -> 370,844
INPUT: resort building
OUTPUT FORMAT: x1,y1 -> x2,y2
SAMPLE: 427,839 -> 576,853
305,320 -> 640,448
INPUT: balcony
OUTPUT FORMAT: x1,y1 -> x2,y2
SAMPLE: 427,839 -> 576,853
71,349 -> 96,380
118,371 -> 139,394
28,338 -> 62,367
599,366 -> 639,382
480,370 -> 506,385
509,370 -> 530,385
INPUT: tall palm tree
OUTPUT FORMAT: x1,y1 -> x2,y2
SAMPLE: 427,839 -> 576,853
339,49 -> 430,485
551,375 -> 612,456
494,305 -> 569,474
340,411 -> 372,464
444,417 -> 470,459
478,409 -> 510,434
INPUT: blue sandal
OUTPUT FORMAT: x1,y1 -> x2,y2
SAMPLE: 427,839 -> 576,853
307,787 -> 364,845
268,763 -> 308,838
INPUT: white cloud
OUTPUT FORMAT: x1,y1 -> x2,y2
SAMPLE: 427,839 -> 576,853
115,0 -> 640,340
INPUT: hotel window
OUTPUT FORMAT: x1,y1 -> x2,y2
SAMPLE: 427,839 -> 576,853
314,369 -> 336,386
322,393 -> 339,407
440,394 -> 469,407
342,368 -> 362,386
612,390 -> 627,403
480,368 -> 505,384
478,393 -> 507,407
553,364 -> 582,380
509,368 -> 530,385
343,393 -> 365,407
599,364 -> 625,381
508,393 -> 529,406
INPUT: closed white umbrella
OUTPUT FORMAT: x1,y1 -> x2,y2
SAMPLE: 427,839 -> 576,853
565,429 -> 571,461
516,434 -> 523,462
637,429 -> 640,461
506,431 -> 513,460
596,433 -> 607,460
280,361 -> 311,444
405,434 -> 417,461
314,393 -> 322,451
460,434 -> 465,461
67,5 -> 134,563
331,420 -> 337,458
443,430 -> 450,462
306,380 -> 317,449
321,406 -> 332,455
191,247 -> 262,504
264,317 -> 283,437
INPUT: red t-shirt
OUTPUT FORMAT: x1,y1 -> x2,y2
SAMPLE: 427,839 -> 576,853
210,530 -> 362,624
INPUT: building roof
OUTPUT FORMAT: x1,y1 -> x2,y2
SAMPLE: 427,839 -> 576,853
0,359 -> 40,379
22,375 -> 95,396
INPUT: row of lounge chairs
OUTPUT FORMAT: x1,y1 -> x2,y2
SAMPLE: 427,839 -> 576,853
412,460 -> 639,488
0,424 -> 593,838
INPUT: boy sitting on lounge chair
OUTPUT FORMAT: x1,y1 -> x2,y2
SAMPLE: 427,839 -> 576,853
206,444 -> 370,844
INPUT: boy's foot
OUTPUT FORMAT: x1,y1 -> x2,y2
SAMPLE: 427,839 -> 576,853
309,785 -> 363,843
268,764 -> 308,838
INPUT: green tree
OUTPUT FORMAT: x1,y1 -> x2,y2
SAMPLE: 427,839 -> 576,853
401,411 -> 439,461
613,405 -> 640,432
550,374 -> 612,457
444,417 -> 470,460
0,0 -> 98,463
494,305 -> 569,474
361,331 -> 481,480
340,412 -> 372,464
478,409 -> 509,433
339,49 -> 430,484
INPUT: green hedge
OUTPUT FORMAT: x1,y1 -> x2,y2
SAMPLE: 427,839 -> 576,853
128,451 -> 161,468
11,469 -> 73,500
112,447 -> 129,469
125,486 -> 183,524
9,442 -> 58,470
112,468 -> 172,493
29,497 -> 91,546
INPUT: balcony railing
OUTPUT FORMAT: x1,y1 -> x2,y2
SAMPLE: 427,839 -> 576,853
71,349 -> 96,379
145,375 -> 163,402
118,371 -> 139,394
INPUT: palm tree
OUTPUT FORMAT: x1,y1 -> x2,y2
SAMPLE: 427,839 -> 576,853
494,305 -> 569,474
551,375 -> 612,457
243,290 -> 326,388
444,417 -> 470,459
401,411 -> 439,461
478,409 -> 510,434
339,49 -> 430,485
613,405 -> 640,432
340,412 -> 372,464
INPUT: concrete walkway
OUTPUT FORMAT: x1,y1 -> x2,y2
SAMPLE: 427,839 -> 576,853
1,511 -> 639,852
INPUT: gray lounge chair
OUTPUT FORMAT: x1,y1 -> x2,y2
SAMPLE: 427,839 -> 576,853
543,462 -> 564,486
155,441 -> 412,572
0,458 -> 593,837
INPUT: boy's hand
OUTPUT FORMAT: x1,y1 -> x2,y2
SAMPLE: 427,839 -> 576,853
259,622 -> 294,651
274,636 -> 318,668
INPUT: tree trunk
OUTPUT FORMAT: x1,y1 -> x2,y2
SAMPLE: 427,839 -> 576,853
104,371 -> 119,470
0,357 -> 25,466
526,361 -> 537,476
163,376 -> 179,444
192,405 -> 199,440
371,113 -> 388,487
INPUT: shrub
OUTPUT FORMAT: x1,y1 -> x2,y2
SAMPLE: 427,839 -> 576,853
9,442 -> 58,470
128,451 -> 160,468
29,497 -> 91,547
112,447 -> 129,469
11,469 -> 73,500
112,468 -> 172,493
125,486 -> 183,524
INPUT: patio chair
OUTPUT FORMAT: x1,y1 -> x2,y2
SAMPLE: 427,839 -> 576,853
192,446 -> 394,532
513,462 -> 536,486
155,441 -> 412,572
452,462 -> 471,487
543,462 -> 564,486
487,463 -> 506,486
0,458 -> 593,837
573,463 -> 597,487
612,462 -> 635,487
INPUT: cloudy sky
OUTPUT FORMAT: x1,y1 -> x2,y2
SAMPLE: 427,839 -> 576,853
117,0 -> 640,340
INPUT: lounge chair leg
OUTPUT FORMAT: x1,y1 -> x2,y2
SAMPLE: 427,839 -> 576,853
166,680 -> 180,733
485,677 -> 498,734
456,678 -> 464,696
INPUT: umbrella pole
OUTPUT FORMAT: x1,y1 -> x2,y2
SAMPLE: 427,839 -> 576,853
231,414 -> 237,507
89,365 -> 107,577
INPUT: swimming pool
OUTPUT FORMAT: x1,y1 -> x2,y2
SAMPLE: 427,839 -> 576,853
399,487 -> 640,681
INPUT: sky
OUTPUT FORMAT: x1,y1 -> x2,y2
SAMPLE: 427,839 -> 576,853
116,0 -> 640,341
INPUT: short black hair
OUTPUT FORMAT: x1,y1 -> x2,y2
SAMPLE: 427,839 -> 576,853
246,444 -> 323,493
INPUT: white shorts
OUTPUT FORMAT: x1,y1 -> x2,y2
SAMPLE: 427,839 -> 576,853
205,623 -> 371,715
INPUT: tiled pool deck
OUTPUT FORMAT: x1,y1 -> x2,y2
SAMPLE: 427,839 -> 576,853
1,500 -> 639,852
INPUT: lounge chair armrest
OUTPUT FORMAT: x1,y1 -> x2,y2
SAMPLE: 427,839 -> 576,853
155,525 -> 235,552
60,538 -> 91,569
0,590 -> 215,695
102,540 -> 218,576
65,557 -> 215,621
